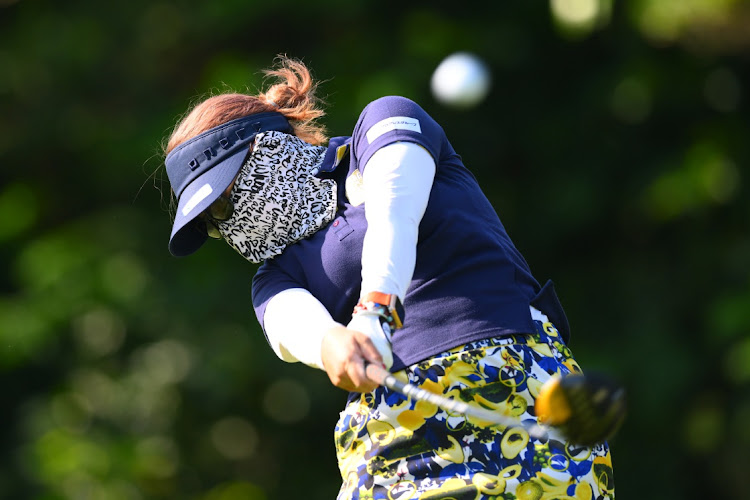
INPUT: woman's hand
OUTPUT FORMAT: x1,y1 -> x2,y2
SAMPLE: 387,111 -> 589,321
320,325 -> 385,392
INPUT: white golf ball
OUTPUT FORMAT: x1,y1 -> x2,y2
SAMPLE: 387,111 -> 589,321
431,52 -> 491,109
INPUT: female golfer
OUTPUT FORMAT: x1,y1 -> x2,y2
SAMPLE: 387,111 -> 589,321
163,57 -> 614,499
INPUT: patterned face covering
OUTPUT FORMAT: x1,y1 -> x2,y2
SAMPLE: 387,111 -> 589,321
216,131 -> 337,263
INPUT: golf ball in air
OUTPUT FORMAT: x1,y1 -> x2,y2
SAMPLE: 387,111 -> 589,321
431,52 -> 491,109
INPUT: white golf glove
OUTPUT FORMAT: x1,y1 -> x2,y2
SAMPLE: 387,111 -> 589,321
347,310 -> 394,370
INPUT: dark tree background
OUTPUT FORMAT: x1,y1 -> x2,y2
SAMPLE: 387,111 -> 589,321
1,1 -> 749,499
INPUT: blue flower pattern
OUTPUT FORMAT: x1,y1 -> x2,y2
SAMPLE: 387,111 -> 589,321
334,321 -> 615,499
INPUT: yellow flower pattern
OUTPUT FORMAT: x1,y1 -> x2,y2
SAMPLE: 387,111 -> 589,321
334,320 -> 615,499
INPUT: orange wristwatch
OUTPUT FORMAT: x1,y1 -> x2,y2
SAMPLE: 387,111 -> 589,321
353,291 -> 405,330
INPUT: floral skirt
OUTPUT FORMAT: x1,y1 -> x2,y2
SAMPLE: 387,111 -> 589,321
334,318 -> 615,499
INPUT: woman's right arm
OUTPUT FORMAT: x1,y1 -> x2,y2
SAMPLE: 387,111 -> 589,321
264,288 -> 384,392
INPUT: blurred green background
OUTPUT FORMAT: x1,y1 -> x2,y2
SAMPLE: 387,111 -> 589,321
1,0 -> 749,498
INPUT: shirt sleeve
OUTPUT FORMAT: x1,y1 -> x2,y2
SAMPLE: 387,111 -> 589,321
351,96 -> 445,172
360,141 -> 436,300
253,262 -> 341,369
262,288 -> 339,369
252,260 -> 305,332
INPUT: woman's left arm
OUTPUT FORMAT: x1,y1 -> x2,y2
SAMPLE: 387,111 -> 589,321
328,141 -> 435,377
360,141 -> 436,300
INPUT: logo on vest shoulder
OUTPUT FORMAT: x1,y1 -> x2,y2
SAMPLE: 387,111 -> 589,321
366,116 -> 421,144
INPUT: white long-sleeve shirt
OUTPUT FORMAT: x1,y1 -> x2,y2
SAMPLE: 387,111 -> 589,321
263,141 -> 436,368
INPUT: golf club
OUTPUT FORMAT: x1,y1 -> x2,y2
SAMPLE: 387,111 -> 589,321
365,363 -> 625,446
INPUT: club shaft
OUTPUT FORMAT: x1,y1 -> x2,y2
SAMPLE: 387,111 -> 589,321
365,363 -> 547,439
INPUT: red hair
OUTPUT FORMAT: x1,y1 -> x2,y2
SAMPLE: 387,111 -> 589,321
166,56 -> 328,153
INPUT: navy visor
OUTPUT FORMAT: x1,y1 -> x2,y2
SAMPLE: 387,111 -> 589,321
165,112 -> 292,256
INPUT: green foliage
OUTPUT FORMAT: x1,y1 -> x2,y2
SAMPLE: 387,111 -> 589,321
1,0 -> 749,498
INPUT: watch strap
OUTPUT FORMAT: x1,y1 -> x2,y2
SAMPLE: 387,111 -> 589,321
355,291 -> 405,330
